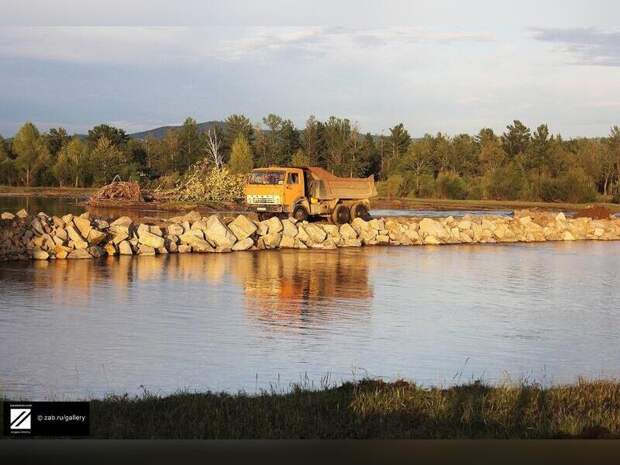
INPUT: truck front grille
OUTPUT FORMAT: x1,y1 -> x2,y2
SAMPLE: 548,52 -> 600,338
247,195 -> 280,205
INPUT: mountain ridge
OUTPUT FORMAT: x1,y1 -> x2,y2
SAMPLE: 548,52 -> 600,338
128,120 -> 226,140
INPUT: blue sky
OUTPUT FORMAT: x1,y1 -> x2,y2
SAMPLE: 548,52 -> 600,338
1,0 -> 620,137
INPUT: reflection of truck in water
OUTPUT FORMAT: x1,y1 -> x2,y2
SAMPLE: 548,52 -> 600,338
244,166 -> 377,224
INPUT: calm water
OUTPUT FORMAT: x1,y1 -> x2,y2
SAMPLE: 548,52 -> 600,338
0,196 -> 515,221
0,196 -> 176,220
1,242 -> 620,400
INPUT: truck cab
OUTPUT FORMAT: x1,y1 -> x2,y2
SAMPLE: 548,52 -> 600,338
245,167 -> 308,220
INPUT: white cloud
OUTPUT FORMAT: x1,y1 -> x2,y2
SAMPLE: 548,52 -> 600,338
0,26 -> 494,65
531,27 -> 620,66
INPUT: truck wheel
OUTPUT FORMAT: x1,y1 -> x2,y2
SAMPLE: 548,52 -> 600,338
331,204 -> 351,225
292,205 -> 309,222
351,203 -> 370,221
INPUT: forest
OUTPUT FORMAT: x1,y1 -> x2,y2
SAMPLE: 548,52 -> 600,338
1,114 -> 619,204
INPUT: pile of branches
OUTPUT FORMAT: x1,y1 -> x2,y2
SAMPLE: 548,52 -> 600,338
89,180 -> 144,203
171,160 -> 246,203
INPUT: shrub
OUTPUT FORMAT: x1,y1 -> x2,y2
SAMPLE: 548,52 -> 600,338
377,174 -> 404,198
436,172 -> 467,200
173,160 -> 246,202
466,177 -> 484,200
540,168 -> 597,203
154,172 -> 181,190
402,172 -> 435,198
484,162 -> 526,200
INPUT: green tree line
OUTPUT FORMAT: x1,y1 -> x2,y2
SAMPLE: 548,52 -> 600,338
1,117 -> 619,203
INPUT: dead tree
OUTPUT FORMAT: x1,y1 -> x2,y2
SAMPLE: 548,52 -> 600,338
205,128 -> 223,169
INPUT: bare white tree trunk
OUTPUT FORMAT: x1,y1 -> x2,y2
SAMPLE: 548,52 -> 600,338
206,128 -> 223,169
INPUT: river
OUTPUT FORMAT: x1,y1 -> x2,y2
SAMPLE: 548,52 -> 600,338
1,240 -> 619,400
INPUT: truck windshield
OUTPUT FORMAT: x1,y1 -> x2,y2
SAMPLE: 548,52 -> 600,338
248,171 -> 285,185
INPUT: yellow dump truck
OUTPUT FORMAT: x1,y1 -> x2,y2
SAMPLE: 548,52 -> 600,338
245,167 -> 377,224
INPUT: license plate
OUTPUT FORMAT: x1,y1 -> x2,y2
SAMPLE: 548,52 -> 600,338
256,207 -> 266,211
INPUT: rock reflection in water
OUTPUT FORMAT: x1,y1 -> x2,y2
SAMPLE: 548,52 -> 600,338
231,250 -> 372,325
0,250 -> 373,328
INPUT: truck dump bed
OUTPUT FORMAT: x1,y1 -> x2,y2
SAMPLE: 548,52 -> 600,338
305,167 -> 377,200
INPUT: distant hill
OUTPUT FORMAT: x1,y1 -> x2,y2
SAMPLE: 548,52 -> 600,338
129,120 -> 226,140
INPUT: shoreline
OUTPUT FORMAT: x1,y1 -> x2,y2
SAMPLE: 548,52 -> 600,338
2,207 -> 620,262
2,186 -> 620,214
3,378 -> 617,438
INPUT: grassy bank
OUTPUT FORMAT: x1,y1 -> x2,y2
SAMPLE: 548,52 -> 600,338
66,379 -> 620,438
0,186 -> 97,197
373,197 -> 620,214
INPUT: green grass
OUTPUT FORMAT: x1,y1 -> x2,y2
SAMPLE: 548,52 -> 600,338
42,379 -> 618,439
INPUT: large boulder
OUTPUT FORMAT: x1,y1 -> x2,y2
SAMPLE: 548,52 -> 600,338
339,223 -> 358,240
457,220 -> 472,230
359,228 -> 378,245
419,218 -> 449,240
281,219 -> 298,238
279,235 -> 296,248
73,216 -> 92,239
341,238 -> 362,247
67,249 -> 92,259
87,229 -> 106,245
30,218 -> 45,235
54,245 -> 70,259
232,237 -> 254,251
138,245 -> 156,255
368,218 -> 384,231
1,212 -> 15,220
296,225 -> 311,244
118,240 -> 133,255
109,216 -> 133,235
112,232 -> 129,245
262,232 -> 282,249
138,228 -> 165,249
184,211 -> 203,223
562,231 -> 576,241
228,215 -> 258,240
265,216 -> 283,234
65,225 -> 88,249
322,238 -> 338,249
87,246 -> 105,258
351,217 -> 369,234
322,224 -> 339,237
304,224 -> 327,243
16,209 -> 28,219
32,247 -> 49,260
179,233 -> 214,252
404,228 -> 420,242
205,215 -> 237,248
54,227 -> 68,241
424,235 -> 441,245
190,220 -> 208,232
149,225 -> 163,237
166,223 -> 185,236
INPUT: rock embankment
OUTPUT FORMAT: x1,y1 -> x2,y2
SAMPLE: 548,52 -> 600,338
1,208 -> 620,261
